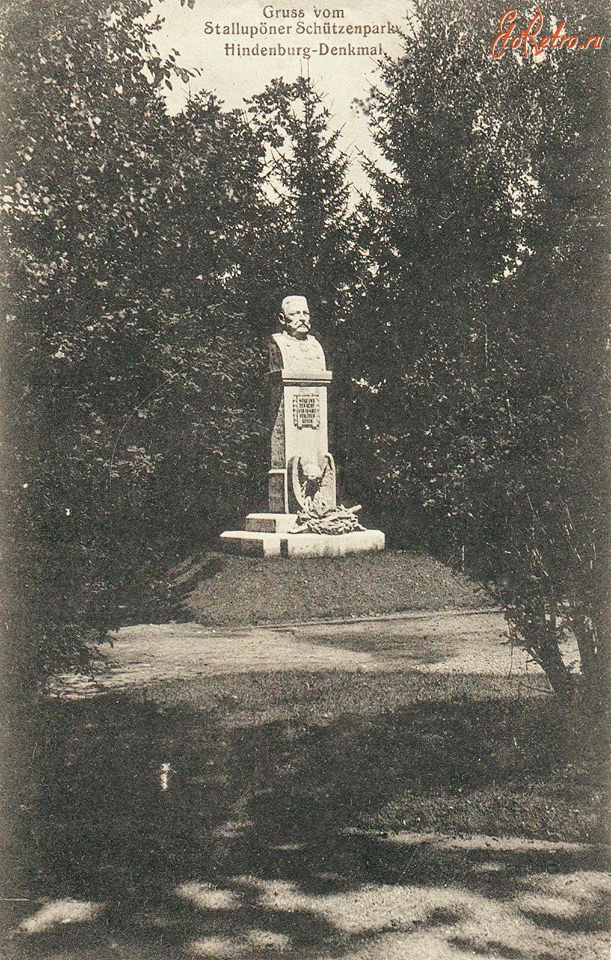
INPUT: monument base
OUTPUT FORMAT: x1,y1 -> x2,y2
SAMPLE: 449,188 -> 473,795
220,514 -> 385,557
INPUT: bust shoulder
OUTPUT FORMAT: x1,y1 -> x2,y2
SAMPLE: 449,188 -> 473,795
269,331 -> 327,373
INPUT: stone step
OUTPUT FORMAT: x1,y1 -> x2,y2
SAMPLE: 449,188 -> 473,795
220,529 -> 385,558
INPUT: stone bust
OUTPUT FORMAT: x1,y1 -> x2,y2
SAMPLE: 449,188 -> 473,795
270,295 -> 327,374
278,295 -> 312,339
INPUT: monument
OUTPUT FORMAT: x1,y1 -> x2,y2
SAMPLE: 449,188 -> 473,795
221,296 -> 385,557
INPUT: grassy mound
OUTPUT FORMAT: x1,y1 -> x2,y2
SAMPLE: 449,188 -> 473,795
178,549 -> 493,626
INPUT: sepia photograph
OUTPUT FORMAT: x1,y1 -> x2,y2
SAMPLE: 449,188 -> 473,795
0,0 -> 609,957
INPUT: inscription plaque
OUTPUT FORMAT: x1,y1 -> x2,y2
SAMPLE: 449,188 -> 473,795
292,393 -> 320,430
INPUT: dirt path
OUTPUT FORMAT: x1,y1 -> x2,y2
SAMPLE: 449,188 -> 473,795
54,609 -> 560,697
8,829 -> 609,960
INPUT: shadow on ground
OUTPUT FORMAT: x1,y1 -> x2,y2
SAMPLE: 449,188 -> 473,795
2,676 -> 609,960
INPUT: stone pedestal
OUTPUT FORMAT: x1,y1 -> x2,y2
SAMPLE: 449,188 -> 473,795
221,514 -> 385,557
268,368 -> 333,513
220,310 -> 384,558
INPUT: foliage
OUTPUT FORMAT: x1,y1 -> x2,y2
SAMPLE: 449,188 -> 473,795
359,0 -> 609,698
247,77 -> 353,307
0,0 -> 269,687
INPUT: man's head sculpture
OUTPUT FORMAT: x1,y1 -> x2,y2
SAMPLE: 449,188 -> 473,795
279,295 -> 311,340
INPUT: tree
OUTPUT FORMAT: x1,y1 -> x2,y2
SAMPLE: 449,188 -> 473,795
0,0 -> 169,685
0,0 -> 270,687
359,0 -> 609,699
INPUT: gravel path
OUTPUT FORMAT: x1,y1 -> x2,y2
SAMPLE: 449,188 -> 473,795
53,609 -> 562,698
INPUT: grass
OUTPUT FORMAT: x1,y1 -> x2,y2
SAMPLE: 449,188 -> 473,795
147,670 -> 607,844
168,549 -> 493,627
18,673 -> 607,856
